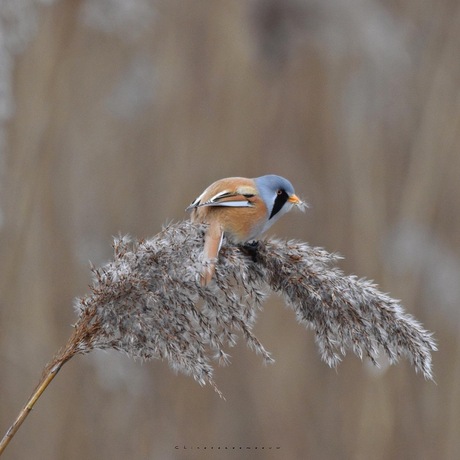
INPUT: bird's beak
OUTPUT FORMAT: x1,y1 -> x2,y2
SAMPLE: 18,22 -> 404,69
288,194 -> 302,205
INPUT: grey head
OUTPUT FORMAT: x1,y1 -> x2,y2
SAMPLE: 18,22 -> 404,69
254,174 -> 301,231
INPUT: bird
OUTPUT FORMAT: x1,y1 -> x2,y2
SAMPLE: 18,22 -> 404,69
186,174 -> 304,285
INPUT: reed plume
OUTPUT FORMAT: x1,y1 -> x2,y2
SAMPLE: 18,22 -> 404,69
0,220 -> 436,455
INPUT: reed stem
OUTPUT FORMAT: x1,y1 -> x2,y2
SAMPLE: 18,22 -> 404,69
0,361 -> 65,456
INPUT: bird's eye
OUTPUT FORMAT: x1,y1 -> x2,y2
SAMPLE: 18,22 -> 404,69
277,189 -> 283,195
243,193 -> 255,198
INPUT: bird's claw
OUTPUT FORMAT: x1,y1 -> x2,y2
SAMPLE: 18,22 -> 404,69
240,240 -> 260,262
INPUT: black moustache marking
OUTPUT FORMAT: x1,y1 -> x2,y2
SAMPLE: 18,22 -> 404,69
269,189 -> 289,219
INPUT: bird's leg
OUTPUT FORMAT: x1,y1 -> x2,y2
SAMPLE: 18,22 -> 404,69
239,240 -> 260,262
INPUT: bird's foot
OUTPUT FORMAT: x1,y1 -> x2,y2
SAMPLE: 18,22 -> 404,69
240,240 -> 260,262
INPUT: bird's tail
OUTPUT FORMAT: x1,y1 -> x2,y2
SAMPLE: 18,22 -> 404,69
200,221 -> 224,286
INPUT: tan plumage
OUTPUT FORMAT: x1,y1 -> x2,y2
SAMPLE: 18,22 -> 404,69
187,175 -> 303,285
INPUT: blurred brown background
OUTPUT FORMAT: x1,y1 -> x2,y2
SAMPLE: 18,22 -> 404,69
1,1 -> 459,459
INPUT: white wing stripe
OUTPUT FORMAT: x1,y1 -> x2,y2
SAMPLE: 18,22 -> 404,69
209,190 -> 233,202
199,200 -> 253,208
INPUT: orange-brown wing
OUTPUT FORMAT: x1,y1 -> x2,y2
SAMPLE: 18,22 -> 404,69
186,177 -> 257,211
188,191 -> 254,210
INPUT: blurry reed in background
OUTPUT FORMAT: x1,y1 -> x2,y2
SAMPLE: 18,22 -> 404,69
1,1 -> 459,459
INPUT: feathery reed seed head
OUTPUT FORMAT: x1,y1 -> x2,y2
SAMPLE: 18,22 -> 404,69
70,220 -> 436,393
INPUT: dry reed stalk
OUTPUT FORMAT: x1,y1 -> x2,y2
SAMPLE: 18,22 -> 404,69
0,220 -> 436,455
